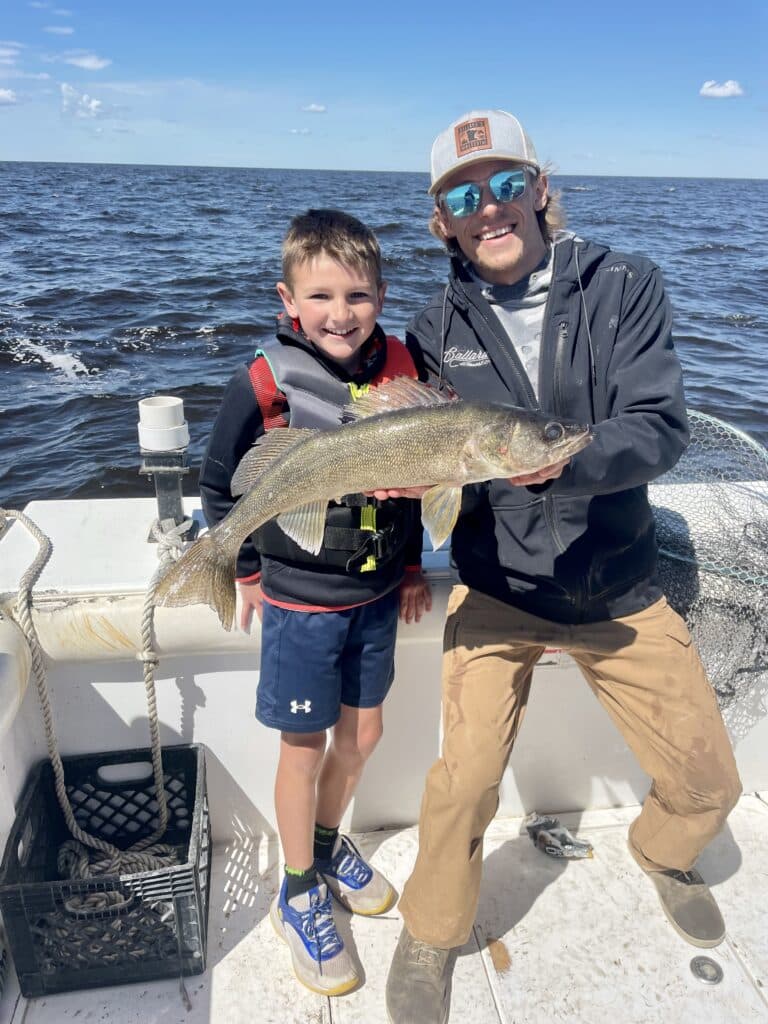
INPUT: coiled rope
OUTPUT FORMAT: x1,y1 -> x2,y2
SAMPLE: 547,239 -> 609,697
0,508 -> 193,909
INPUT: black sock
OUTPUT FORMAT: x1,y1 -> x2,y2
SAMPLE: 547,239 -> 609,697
313,823 -> 339,862
284,865 -> 318,901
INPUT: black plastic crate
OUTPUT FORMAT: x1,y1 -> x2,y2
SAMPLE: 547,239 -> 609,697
0,743 -> 211,997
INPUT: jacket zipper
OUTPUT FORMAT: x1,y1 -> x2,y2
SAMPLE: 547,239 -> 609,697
541,249 -> 569,557
544,318 -> 569,555
552,321 -> 568,414
543,484 -> 565,553
545,319 -> 588,614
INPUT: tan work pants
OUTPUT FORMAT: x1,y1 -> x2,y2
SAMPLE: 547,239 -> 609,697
398,587 -> 742,948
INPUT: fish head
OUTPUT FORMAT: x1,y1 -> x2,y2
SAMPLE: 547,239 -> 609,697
470,407 -> 592,477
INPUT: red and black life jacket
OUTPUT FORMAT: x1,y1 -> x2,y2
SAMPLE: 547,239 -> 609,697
248,329 -> 418,573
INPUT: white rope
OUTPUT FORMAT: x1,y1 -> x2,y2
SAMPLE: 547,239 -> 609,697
0,508 -> 193,906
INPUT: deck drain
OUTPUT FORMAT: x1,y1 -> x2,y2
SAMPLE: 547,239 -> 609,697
690,955 -> 723,985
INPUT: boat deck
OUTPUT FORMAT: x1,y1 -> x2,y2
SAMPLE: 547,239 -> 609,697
3,798 -> 767,1024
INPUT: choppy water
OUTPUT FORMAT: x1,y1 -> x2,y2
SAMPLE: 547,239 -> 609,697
1,163 -> 766,509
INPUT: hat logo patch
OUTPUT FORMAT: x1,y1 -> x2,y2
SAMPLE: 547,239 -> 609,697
454,118 -> 492,157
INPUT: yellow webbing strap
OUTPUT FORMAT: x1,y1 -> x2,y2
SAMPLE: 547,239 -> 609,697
348,382 -> 376,569
359,503 -> 377,572
348,381 -> 376,572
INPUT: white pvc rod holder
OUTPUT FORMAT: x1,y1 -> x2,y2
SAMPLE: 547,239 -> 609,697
138,396 -> 190,453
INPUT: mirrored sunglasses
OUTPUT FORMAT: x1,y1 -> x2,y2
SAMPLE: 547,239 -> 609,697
441,169 -> 528,219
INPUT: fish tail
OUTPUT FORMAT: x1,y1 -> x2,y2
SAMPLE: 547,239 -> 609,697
153,532 -> 237,631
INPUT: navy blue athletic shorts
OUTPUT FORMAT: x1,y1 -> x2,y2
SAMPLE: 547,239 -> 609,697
256,588 -> 400,733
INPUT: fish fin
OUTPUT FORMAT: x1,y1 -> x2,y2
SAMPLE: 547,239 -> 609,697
153,533 -> 237,631
277,500 -> 328,555
231,428 -> 316,496
343,376 -> 457,421
420,484 -> 463,551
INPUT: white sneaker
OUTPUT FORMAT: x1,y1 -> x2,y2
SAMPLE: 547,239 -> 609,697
316,835 -> 396,916
270,878 -> 359,995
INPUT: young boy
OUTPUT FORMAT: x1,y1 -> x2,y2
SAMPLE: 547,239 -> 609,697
199,209 -> 432,996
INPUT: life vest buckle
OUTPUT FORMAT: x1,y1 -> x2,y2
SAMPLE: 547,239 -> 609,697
345,523 -> 395,572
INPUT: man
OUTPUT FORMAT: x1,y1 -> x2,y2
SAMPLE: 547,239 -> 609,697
382,110 -> 742,1024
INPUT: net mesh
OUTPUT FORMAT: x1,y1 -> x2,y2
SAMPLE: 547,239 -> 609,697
651,410 -> 768,741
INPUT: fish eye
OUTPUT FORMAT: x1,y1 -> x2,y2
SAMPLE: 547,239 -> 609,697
544,421 -> 565,441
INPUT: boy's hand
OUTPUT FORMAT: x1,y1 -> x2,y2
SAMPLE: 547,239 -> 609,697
507,457 -> 570,487
399,571 -> 432,624
364,485 -> 432,501
365,458 -> 569,499
238,579 -> 264,632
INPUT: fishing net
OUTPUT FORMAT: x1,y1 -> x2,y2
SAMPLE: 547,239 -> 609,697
651,410 -> 768,742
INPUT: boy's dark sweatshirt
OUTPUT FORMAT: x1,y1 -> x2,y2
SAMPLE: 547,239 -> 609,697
199,319 -> 423,610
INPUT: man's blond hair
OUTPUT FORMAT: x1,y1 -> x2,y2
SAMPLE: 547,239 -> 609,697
429,166 -> 566,252
282,208 -> 382,287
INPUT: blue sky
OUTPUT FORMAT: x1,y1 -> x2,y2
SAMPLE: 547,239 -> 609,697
1,0 -> 766,178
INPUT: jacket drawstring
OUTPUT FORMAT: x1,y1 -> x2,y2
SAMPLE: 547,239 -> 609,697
437,283 -> 450,392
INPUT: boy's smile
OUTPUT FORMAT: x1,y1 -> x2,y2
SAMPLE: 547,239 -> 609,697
277,255 -> 386,372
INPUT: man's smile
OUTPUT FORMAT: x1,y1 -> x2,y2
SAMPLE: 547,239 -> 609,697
477,223 -> 516,241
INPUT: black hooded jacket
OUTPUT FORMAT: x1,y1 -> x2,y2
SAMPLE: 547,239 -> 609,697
405,234 -> 689,623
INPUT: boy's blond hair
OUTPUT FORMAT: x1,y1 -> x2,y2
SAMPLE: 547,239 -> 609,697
282,208 -> 383,287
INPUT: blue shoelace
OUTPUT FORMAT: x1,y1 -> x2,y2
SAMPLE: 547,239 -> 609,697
295,889 -> 343,962
321,837 -> 372,888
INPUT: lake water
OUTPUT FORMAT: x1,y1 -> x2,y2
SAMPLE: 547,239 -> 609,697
1,163 -> 766,508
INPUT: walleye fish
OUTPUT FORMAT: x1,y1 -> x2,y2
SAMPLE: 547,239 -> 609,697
154,378 -> 591,629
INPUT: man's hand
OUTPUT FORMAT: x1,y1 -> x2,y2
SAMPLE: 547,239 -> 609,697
399,571 -> 432,624
507,457 -> 570,487
238,579 -> 264,632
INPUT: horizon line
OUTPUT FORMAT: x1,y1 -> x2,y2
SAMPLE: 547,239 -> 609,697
1,158 -> 766,182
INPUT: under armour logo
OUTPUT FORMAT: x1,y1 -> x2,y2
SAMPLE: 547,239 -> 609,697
290,700 -> 312,714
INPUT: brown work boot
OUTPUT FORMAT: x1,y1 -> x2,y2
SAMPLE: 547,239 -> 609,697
386,925 -> 456,1024
645,867 -> 726,947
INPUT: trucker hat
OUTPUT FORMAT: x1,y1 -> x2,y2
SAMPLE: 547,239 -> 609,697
429,109 -> 540,196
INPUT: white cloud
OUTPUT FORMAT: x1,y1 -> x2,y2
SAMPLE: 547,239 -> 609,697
64,52 -> 111,70
29,2 -> 50,7
96,80 -> 157,97
61,81 -> 106,117
301,103 -> 326,113
0,87 -> 17,104
0,69 -> 50,79
90,77 -> 205,100
44,25 -> 74,34
0,47 -> 21,60
699,79 -> 744,98
290,128 -> 310,135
